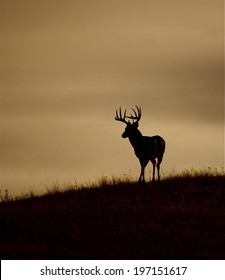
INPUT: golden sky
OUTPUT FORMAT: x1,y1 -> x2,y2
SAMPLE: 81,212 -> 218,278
1,0 -> 224,195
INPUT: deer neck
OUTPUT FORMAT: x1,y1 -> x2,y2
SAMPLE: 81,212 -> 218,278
129,129 -> 143,149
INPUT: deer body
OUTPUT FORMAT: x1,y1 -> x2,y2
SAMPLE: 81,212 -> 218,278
115,106 -> 165,182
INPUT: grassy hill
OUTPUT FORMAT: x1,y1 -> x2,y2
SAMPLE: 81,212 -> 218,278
0,170 -> 225,259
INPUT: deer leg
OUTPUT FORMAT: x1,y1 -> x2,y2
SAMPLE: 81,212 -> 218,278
139,159 -> 148,183
138,161 -> 145,183
157,163 -> 160,181
157,154 -> 164,181
151,159 -> 156,182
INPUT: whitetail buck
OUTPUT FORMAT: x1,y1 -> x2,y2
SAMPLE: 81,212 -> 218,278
115,106 -> 165,183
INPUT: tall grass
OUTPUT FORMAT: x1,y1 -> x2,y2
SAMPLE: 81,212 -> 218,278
0,167 -> 224,259
0,167 -> 224,203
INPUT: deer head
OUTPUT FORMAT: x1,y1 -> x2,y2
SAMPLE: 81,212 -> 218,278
115,106 -> 142,138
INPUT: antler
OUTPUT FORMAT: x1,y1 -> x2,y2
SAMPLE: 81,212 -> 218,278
126,106 -> 142,123
115,107 -> 128,124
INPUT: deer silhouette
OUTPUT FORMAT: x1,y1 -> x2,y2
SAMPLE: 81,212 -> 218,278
115,106 -> 165,183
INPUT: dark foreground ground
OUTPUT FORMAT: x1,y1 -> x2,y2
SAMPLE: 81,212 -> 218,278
0,174 -> 225,259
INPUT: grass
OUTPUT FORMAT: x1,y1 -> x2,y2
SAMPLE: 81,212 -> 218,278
0,168 -> 224,259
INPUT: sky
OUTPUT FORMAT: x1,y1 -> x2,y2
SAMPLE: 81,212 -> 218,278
1,0 -> 224,196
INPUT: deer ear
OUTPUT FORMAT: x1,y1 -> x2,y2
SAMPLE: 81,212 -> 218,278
134,122 -> 139,128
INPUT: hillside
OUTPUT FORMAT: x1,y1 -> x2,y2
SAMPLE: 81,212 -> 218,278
0,172 -> 225,259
